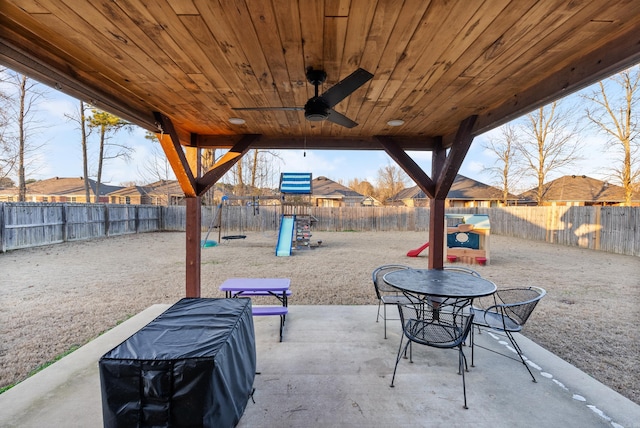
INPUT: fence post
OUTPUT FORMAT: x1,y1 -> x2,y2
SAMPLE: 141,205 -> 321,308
104,204 -> 110,236
0,203 -> 5,253
594,205 -> 601,251
62,203 -> 68,243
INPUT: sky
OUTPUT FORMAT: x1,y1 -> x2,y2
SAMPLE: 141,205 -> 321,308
1,70 -> 625,193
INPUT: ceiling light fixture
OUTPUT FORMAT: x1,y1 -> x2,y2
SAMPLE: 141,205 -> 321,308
387,119 -> 405,126
228,117 -> 246,125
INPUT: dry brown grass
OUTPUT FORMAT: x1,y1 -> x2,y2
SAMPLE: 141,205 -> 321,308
0,231 -> 638,404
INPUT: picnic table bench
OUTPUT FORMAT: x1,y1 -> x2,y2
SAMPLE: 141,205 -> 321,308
220,278 -> 291,341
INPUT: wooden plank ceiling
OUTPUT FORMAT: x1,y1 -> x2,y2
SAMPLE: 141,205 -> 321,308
2,0 -> 640,153
4,0 -> 640,290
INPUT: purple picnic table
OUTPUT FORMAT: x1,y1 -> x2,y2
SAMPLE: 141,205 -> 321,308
219,278 -> 291,341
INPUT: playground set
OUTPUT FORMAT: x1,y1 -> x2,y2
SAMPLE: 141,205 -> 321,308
276,172 -> 317,257
201,196 -> 246,247
407,213 -> 490,265
201,173 -> 318,256
201,195 -> 277,248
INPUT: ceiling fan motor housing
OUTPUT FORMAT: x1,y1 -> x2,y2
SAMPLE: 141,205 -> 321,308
304,97 -> 330,121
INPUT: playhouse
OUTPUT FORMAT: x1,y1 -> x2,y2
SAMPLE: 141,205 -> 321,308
445,214 -> 490,265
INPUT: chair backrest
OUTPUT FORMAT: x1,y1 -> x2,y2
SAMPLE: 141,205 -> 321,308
372,264 -> 412,298
443,266 -> 481,277
397,301 -> 474,348
495,286 -> 546,327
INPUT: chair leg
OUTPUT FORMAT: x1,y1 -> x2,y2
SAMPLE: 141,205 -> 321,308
506,331 -> 537,382
390,336 -> 410,387
376,301 -> 382,322
383,303 -> 388,339
459,347 -> 469,374
471,326 -> 537,382
459,346 -> 468,409
470,326 -> 476,368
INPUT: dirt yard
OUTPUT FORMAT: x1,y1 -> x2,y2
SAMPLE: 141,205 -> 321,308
0,230 -> 638,404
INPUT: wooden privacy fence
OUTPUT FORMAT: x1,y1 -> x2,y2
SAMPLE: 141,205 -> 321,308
0,203 -> 163,252
1,203 -> 638,257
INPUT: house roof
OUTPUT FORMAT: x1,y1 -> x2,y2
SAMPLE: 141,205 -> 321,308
19,177 -> 123,196
312,176 -> 363,199
519,175 -> 636,203
108,180 -> 184,197
392,174 -> 512,201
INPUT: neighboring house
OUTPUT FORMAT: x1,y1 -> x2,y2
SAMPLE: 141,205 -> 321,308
518,175 -> 638,206
0,177 -> 122,203
390,174 -> 516,207
311,176 -> 365,207
108,180 -> 187,205
361,195 -> 383,207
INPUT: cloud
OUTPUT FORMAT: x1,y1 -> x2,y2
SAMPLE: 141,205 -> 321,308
39,97 -> 77,121
466,160 -> 485,173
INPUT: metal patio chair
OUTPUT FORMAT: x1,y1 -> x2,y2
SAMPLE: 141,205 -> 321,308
443,266 -> 482,277
390,299 -> 475,409
372,264 -> 412,339
470,286 -> 546,382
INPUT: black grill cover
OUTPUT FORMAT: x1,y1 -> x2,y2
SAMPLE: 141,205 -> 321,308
99,298 -> 256,428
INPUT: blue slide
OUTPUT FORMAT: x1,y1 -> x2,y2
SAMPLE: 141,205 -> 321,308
276,215 -> 295,256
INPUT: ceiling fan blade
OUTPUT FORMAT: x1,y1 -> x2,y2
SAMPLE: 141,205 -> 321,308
231,107 -> 303,111
326,109 -> 358,128
321,68 -> 373,108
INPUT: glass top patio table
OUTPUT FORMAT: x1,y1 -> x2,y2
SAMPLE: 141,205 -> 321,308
383,269 -> 496,299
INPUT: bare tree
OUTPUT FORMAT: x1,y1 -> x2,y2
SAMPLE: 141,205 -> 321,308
201,148 -> 217,205
482,124 -> 525,204
515,101 -> 583,204
375,163 -> 408,204
139,131 -> 174,183
224,149 -> 282,195
251,149 -> 282,190
65,100 -> 92,201
348,178 -> 375,197
0,69 -> 13,181
136,131 -> 177,206
583,66 -> 640,205
2,72 -> 49,201
88,109 -> 133,202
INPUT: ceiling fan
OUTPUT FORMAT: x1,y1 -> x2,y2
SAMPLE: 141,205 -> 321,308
232,67 -> 373,128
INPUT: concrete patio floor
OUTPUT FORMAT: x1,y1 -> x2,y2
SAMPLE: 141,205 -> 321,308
1,304 -> 638,427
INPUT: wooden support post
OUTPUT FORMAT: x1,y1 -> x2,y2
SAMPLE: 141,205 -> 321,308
185,196 -> 202,297
428,198 -> 446,269
430,141 -> 447,270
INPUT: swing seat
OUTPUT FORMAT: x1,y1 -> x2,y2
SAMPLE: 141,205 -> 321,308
222,235 -> 247,240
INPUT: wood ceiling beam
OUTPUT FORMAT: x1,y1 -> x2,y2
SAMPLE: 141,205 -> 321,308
472,24 -> 640,136
376,136 -> 435,198
194,135 -> 439,151
196,134 -> 259,196
435,115 -> 477,200
153,112 -> 197,197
